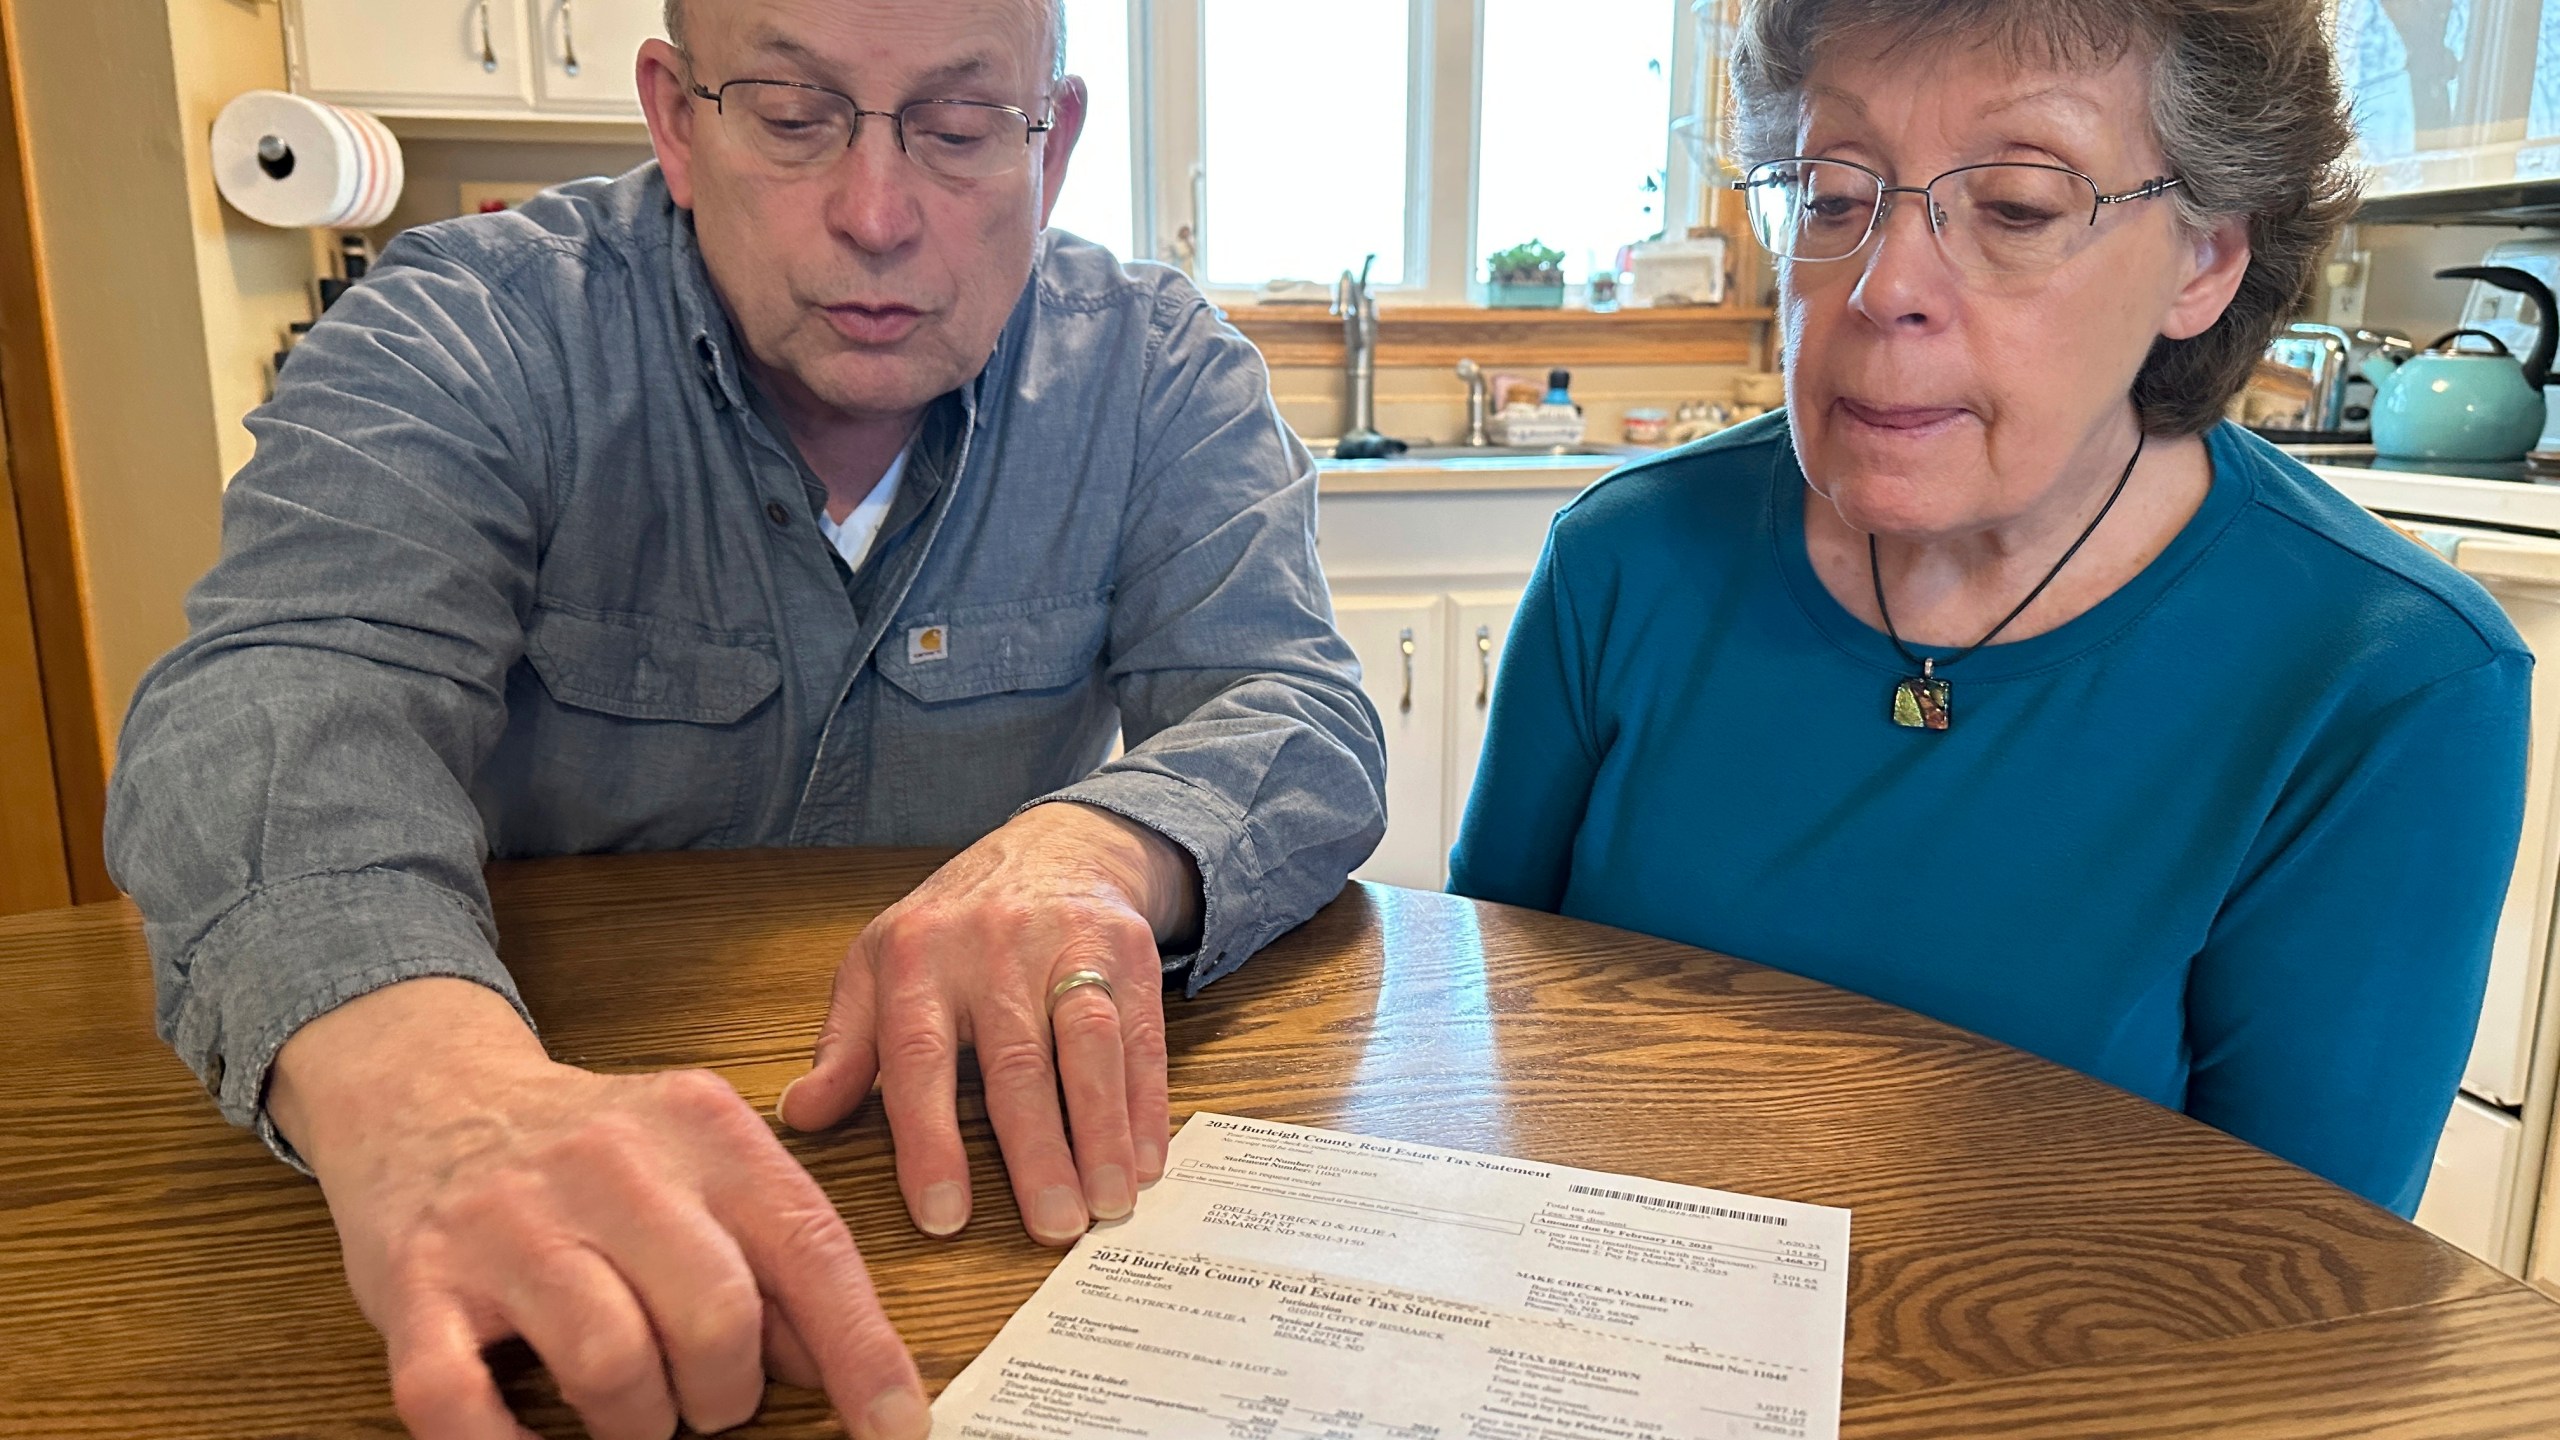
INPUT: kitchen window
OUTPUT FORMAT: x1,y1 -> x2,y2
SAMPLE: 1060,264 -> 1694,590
1047,0 -> 1700,302
1476,0 -> 1679,284
1048,0 -> 1142,258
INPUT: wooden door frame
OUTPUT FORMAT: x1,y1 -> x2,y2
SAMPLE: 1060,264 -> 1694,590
0,0 -> 112,905
0,338 -> 68,913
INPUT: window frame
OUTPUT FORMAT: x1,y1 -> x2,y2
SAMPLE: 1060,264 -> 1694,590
1111,0 -> 1699,305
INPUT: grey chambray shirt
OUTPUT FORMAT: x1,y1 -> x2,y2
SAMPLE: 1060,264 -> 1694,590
106,164 -> 1387,1160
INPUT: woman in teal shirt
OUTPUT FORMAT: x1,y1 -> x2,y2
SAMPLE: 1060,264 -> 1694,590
1451,0 -> 2531,1217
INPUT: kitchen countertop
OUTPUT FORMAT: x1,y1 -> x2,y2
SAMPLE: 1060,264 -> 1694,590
2281,444 -> 2560,534
1316,450 -> 1630,494
2278,443 -> 2550,485
1312,437 -> 2560,536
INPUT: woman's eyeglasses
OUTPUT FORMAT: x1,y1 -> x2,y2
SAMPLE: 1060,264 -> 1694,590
1732,157 -> 2182,276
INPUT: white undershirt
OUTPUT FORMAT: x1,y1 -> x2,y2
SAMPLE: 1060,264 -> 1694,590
814,446 -> 909,573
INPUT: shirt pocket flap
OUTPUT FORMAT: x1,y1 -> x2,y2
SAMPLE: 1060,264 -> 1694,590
525,604 -> 782,724
875,591 -> 1111,704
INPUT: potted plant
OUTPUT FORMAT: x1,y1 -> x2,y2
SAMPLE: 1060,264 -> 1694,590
1484,240 -> 1567,309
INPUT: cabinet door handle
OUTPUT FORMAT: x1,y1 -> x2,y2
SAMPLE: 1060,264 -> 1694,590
1475,625 -> 1493,708
1397,628 -> 1416,714
559,0 -> 581,76
478,0 -> 500,72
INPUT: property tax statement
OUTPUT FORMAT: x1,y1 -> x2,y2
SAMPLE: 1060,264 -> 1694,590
931,1114 -> 1851,1440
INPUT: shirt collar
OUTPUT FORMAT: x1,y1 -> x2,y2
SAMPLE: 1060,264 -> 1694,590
669,203 -> 752,413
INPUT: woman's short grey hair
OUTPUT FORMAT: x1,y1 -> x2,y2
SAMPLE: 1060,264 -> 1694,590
1731,0 -> 2359,437
662,0 -> 1070,80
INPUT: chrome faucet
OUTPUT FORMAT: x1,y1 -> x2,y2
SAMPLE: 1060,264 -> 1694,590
1332,254 -> 1395,459
1456,358 -> 1491,447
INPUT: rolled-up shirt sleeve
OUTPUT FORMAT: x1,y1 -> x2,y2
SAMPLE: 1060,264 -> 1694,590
106,230 -> 553,1164
1030,293 -> 1388,991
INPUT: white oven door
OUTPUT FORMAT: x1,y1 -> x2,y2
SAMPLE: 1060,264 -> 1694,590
2423,530 -> 2560,1108
2414,1093 -> 2527,1266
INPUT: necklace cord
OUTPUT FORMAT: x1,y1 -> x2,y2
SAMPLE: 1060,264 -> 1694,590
1868,431 -> 2147,675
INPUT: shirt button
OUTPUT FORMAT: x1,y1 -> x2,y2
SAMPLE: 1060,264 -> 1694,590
764,500 -> 791,528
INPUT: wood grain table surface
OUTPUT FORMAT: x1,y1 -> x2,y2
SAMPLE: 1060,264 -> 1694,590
6,846 -> 2560,1438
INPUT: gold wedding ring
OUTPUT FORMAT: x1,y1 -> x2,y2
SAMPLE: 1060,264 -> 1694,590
1047,967 -> 1116,1014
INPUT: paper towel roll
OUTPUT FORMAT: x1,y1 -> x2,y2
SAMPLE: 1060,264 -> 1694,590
211,90 -> 405,230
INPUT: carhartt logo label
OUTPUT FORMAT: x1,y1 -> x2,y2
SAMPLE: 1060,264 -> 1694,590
907,626 -> 949,664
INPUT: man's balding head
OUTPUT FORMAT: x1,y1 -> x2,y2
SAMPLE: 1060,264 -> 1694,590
633,0 -> 1092,432
663,0 -> 1068,78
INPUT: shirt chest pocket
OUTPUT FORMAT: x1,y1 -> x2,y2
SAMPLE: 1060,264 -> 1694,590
873,590 -> 1113,704
525,604 -> 783,723
489,603 -> 786,853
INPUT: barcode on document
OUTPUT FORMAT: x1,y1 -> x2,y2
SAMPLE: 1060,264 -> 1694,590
1567,1183 -> 1788,1227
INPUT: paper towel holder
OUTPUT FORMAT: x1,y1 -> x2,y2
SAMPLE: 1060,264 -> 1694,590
213,90 -> 403,231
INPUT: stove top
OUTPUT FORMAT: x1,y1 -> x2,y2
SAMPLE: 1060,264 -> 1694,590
2275,443 -> 2555,486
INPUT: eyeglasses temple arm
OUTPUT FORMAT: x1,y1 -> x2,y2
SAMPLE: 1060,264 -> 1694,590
2096,176 -> 2182,205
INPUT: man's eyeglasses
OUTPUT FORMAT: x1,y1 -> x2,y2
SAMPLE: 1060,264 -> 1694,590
686,74 -> 1055,180
1731,157 -> 2183,276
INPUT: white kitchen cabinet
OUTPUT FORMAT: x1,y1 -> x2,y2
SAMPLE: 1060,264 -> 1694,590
2244,471 -> 2560,1281
2450,537 -> 2560,1110
286,0 -> 657,121
1336,589 -> 1523,892
2359,526 -> 2560,1276
1316,463 -> 1603,892
1443,589 -> 1521,849
2419,1094 -> 2528,1266
1336,595 -> 1453,890
287,0 -> 536,114
528,0 -> 664,115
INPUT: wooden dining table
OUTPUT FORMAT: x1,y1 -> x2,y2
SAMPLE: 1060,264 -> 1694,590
6,846 -> 2560,1438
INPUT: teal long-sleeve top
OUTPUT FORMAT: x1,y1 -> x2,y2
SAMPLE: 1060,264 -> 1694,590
1448,415 -> 2531,1216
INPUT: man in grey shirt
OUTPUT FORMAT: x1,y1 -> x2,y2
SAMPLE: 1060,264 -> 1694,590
104,1 -> 1385,1436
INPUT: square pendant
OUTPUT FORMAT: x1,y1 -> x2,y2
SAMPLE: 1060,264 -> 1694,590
1892,676 -> 1952,731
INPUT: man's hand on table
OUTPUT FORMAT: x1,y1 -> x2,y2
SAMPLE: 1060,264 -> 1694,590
778,802 -> 1203,1246
269,978 -> 929,1440
262,805 -> 1198,1438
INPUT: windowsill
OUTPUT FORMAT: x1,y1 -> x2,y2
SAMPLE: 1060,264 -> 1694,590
1218,302 -> 1775,368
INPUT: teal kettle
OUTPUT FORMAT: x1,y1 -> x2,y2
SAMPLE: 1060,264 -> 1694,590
2361,265 -> 2557,462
